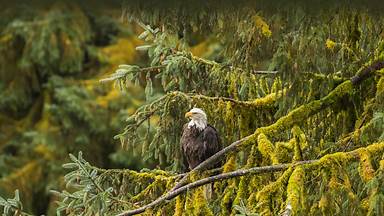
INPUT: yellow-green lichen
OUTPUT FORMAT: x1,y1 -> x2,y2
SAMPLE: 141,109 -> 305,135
250,92 -> 278,107
292,139 -> 302,162
244,146 -> 258,169
174,195 -> 185,216
275,139 -> 295,163
221,182 -> 236,215
255,81 -> 354,137
365,142 -> 384,155
257,133 -> 279,164
286,166 -> 305,214
255,168 -> 293,214
357,149 -> 375,182
380,159 -> 384,170
192,187 -> 214,216
232,177 -> 248,211
223,153 -> 237,173
316,152 -> 353,168
318,194 -> 329,213
291,125 -> 308,151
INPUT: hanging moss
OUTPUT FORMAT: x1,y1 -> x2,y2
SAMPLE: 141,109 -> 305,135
316,152 -> 354,168
275,139 -> 295,163
257,133 -> 279,165
255,168 -> 293,215
184,189 -> 195,215
357,149 -> 375,182
232,177 -> 248,212
286,166 -> 305,214
192,187 -> 214,216
174,195 -> 185,216
223,153 -> 237,173
220,181 -> 236,215
291,126 -> 308,151
256,81 -> 354,137
245,142 -> 261,168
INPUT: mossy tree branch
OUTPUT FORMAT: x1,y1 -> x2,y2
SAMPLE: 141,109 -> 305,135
116,142 -> 384,216
116,58 -> 384,216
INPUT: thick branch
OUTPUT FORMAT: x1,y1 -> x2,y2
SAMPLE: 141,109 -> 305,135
256,60 -> 384,137
350,60 -> 384,85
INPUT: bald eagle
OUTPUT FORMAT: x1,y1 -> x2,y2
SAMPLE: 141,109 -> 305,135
180,108 -> 221,171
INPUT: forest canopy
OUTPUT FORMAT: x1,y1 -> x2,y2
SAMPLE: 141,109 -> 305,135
1,1 -> 384,216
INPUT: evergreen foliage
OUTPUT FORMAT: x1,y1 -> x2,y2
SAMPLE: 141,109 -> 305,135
2,1 -> 384,216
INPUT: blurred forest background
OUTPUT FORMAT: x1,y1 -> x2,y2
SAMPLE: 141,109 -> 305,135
0,1 -> 161,214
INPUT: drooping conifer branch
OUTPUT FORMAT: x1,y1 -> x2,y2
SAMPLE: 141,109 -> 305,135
116,160 -> 316,216
122,90 -> 279,131
174,57 -> 384,187
116,142 -> 384,215
179,90 -> 282,108
116,58 -> 384,216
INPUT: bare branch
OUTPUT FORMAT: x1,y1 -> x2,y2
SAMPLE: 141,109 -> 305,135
252,70 -> 279,74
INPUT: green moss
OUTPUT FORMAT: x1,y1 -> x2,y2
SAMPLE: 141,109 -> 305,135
250,92 -> 279,107
221,182 -> 236,215
185,189 -> 195,215
255,168 -> 293,214
257,168 -> 294,200
174,196 -> 185,216
232,177 -> 248,211
245,143 -> 260,168
380,159 -> 384,170
365,142 -> 384,154
357,149 -> 375,182
223,153 -> 237,173
256,81 -> 354,137
286,166 -> 305,214
275,139 -> 295,163
192,187 -> 214,216
316,152 -> 354,168
257,133 -> 279,164
292,126 -> 308,151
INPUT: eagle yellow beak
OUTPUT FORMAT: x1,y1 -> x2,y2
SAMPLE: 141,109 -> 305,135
185,112 -> 193,118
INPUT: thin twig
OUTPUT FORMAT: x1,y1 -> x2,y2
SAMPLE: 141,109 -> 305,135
252,70 -> 279,74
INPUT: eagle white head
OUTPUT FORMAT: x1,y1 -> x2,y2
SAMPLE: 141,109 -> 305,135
185,108 -> 207,131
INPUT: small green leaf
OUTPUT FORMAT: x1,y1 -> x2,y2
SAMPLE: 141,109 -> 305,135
69,153 -> 77,162
14,190 -> 20,202
138,30 -> 149,40
136,45 -> 152,51
62,163 -> 78,169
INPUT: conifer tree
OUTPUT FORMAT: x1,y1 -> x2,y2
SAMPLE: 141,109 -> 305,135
2,1 -> 384,216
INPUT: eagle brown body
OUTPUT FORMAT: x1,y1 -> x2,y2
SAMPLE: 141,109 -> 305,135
180,123 -> 221,171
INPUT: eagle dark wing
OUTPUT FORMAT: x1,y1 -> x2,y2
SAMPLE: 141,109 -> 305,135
180,124 -> 190,171
200,124 -> 221,167
180,124 -> 221,171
